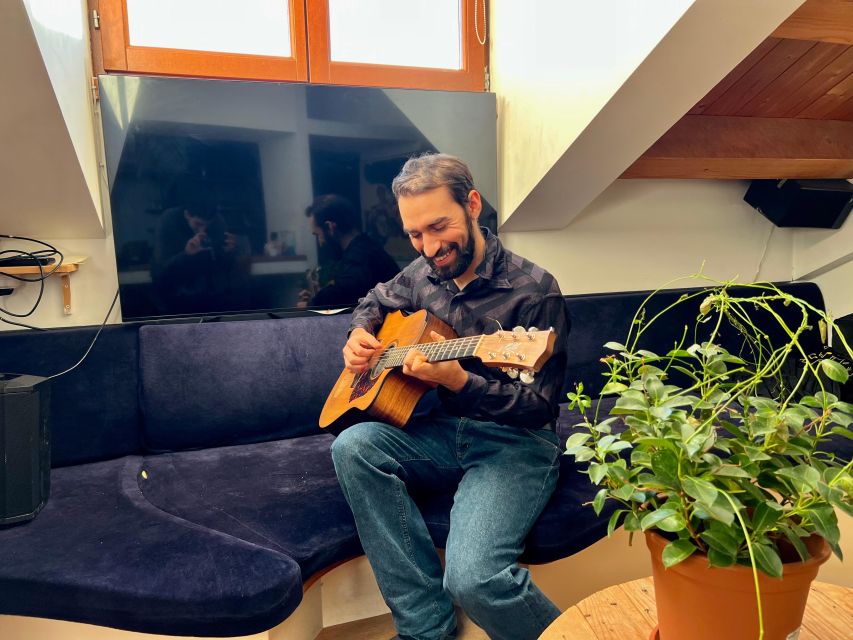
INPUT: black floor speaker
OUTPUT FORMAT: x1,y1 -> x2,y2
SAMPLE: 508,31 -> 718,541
0,374 -> 51,526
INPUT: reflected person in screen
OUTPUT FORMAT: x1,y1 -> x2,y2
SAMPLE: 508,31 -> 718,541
330,154 -> 569,640
152,198 -> 249,315
298,195 -> 399,308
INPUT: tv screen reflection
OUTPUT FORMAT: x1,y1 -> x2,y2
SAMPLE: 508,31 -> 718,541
100,76 -> 497,320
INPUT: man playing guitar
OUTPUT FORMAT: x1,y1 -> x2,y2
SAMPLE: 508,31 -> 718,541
331,154 -> 570,640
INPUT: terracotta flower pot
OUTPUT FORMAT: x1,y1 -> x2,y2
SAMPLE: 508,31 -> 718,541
645,530 -> 830,640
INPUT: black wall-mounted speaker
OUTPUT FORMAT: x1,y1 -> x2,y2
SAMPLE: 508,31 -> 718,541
744,179 -> 853,229
0,374 -> 50,526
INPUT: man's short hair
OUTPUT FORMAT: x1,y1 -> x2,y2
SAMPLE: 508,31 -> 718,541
391,153 -> 475,209
306,195 -> 361,233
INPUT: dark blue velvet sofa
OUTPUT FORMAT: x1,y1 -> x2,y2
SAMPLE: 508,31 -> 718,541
0,282 -> 836,637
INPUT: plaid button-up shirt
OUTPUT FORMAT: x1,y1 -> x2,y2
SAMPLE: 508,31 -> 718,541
350,229 -> 570,429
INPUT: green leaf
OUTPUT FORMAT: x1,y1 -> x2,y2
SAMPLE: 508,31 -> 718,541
644,376 -> 666,402
821,359 -> 850,384
700,529 -> 739,558
589,463 -> 609,485
573,447 -> 596,462
776,466 -> 821,493
637,350 -> 660,360
830,413 -> 853,428
601,382 -> 629,395
565,432 -> 592,450
651,449 -> 680,489
753,543 -> 783,579
606,441 -> 633,455
815,391 -> 839,406
742,446 -> 772,462
830,426 -> 853,441
612,395 -> 649,413
751,501 -> 783,534
695,495 -> 736,527
708,547 -> 736,568
592,488 -> 607,515
607,509 -> 627,536
702,453 -> 723,466
666,349 -> 693,359
661,396 -> 695,408
661,539 -> 697,568
712,465 -> 752,479
640,508 -> 687,533
779,525 -> 810,562
624,512 -> 641,531
604,341 -> 627,352
650,406 -> 672,420
833,400 -> 853,414
682,476 -> 719,505
612,484 -> 637,501
804,506 -> 840,549
630,450 -> 652,467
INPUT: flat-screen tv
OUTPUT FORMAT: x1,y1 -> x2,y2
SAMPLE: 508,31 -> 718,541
99,75 -> 498,320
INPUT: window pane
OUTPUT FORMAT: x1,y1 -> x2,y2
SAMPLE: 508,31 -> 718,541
329,0 -> 461,70
126,0 -> 292,57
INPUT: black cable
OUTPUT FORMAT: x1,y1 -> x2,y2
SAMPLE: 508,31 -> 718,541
45,289 -> 120,381
0,235 -> 64,319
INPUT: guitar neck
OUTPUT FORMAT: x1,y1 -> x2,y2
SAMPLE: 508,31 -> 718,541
380,336 -> 484,368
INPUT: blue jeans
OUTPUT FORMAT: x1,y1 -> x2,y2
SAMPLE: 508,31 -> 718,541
330,413 -> 561,640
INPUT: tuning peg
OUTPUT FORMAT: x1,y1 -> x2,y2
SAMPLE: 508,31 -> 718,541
527,327 -> 538,340
512,326 -> 525,341
505,368 -> 519,379
520,370 -> 535,384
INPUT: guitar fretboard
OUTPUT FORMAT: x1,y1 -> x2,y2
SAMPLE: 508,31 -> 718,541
378,336 -> 484,368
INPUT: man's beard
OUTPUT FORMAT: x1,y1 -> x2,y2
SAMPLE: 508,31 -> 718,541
423,216 -> 476,281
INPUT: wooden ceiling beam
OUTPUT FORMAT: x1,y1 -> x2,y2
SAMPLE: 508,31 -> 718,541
772,0 -> 853,45
622,114 -> 853,179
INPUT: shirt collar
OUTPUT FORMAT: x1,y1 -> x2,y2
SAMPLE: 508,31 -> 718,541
426,227 -> 512,290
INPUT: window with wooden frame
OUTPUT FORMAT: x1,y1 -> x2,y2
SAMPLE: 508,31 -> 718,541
90,0 -> 488,91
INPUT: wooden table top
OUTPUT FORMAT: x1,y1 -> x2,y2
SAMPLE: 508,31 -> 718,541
540,577 -> 853,640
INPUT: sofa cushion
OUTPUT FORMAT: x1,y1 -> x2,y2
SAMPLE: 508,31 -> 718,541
0,456 -> 303,636
0,324 -> 142,466
138,314 -> 352,451
138,433 -> 362,578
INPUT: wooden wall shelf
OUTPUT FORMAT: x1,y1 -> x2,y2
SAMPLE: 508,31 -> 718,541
0,256 -> 87,315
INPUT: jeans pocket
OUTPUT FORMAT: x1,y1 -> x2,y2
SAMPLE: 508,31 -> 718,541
523,427 -> 561,452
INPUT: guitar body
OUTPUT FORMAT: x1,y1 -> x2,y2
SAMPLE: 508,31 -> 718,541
319,310 -> 457,430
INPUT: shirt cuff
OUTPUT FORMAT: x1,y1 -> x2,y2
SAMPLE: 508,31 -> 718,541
347,322 -> 374,336
439,371 -> 488,407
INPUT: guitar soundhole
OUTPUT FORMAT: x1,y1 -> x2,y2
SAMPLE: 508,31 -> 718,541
350,341 -> 397,401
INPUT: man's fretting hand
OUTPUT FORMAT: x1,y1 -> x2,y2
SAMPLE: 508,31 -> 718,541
402,331 -> 468,392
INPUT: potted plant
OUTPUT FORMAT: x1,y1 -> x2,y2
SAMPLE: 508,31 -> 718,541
564,279 -> 853,640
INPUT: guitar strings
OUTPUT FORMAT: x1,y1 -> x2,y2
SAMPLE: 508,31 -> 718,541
375,336 -> 483,369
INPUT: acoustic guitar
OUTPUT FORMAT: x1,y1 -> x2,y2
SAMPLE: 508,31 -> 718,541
319,310 -> 556,430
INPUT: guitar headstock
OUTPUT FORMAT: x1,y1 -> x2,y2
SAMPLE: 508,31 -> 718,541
473,327 -> 556,379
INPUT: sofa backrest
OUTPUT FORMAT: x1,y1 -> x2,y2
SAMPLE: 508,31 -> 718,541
563,281 -> 826,397
138,313 -> 352,452
0,281 -> 828,465
0,323 -> 143,467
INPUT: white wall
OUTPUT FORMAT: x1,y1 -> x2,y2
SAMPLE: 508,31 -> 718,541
808,260 -> 853,319
491,0 -> 805,231
23,0 -> 102,226
793,213 -> 853,318
490,0 -> 695,221
502,179 -> 794,294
